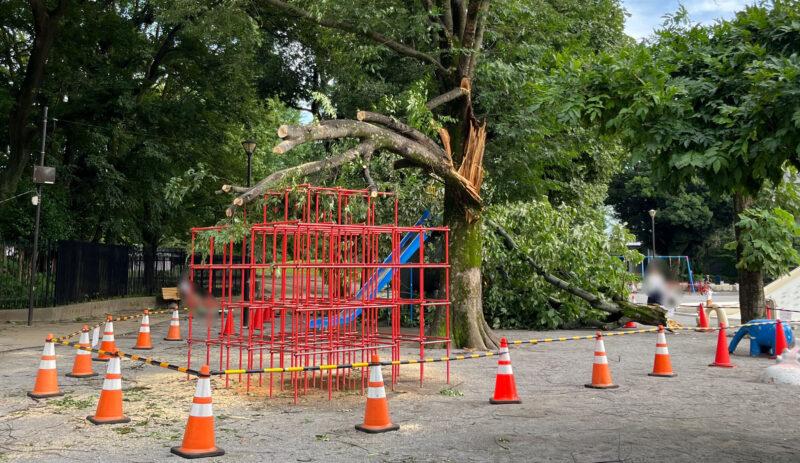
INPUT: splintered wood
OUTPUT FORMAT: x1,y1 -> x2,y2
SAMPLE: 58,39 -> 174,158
459,120 -> 486,193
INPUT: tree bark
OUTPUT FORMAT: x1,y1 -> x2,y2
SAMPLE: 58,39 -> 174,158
444,189 -> 498,349
734,192 -> 765,322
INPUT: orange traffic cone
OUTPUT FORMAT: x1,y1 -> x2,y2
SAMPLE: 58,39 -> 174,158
164,308 -> 182,341
648,325 -> 676,377
66,326 -> 98,378
170,365 -> 225,459
94,316 -> 117,362
490,338 -> 521,404
709,324 -> 736,368
766,305 -> 772,320
87,350 -> 130,424
585,332 -> 618,389
770,320 -> 789,360
28,334 -> 63,399
697,303 -> 710,332
133,309 -> 153,350
624,321 -> 637,328
355,354 -> 399,433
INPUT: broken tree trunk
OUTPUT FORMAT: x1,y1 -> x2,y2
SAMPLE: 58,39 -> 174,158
486,218 -> 666,328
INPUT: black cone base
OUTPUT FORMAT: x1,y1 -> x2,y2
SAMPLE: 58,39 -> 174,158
27,391 -> 63,399
170,446 -> 225,459
355,423 -> 400,434
87,415 -> 131,425
66,372 -> 99,378
489,398 -> 521,404
585,384 -> 619,389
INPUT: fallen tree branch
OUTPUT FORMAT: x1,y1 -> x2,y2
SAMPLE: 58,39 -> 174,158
215,184 -> 249,195
486,218 -> 666,326
356,110 -> 449,163
226,141 -> 375,216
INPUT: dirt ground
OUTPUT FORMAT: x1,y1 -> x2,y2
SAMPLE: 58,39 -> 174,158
1,311 -> 799,463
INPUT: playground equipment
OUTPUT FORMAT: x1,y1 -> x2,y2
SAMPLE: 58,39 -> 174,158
695,303 -> 730,328
188,186 -> 450,399
729,319 -> 794,357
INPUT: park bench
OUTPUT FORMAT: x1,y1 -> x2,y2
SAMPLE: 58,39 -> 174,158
161,287 -> 180,307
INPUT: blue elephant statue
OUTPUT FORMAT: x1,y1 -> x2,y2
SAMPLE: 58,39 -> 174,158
729,319 -> 794,356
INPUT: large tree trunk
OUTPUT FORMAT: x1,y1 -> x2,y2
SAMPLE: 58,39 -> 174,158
444,189 -> 498,350
734,192 -> 765,322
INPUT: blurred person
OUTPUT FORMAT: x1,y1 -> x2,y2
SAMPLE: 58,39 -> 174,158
644,265 -> 665,306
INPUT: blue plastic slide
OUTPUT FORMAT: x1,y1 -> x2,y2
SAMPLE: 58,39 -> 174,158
310,210 -> 432,329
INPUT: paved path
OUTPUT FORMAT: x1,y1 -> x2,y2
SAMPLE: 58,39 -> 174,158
1,311 -> 799,462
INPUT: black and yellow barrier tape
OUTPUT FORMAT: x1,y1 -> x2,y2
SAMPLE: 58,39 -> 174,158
209,351 -> 498,376
51,318 -> 799,378
208,320 -> 800,376
53,307 -> 189,342
53,338 -> 201,376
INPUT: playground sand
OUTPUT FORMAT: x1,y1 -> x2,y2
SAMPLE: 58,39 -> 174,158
1,315 -> 799,462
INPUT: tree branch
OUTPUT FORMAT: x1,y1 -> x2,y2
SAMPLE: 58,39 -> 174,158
357,110 -> 448,162
215,184 -> 249,195
361,143 -> 378,196
238,119 -> 481,215
486,218 -> 667,326
425,80 -> 470,110
226,141 -> 375,216
263,0 -> 449,75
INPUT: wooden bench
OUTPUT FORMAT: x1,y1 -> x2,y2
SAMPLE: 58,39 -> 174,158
161,287 -> 180,304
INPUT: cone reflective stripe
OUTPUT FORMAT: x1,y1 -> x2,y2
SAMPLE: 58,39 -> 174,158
355,354 -> 399,433
94,316 -> 116,361
697,303 -> 711,332
133,310 -> 153,350
164,309 -> 182,341
649,325 -> 676,377
770,320 -> 789,360
585,332 -> 618,389
490,338 -> 521,404
66,326 -> 98,378
87,350 -> 130,424
171,365 -> 224,459
28,334 -> 63,399
710,324 -> 736,368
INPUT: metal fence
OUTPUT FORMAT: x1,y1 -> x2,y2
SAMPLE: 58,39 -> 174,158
0,240 -> 189,309
0,241 -> 57,309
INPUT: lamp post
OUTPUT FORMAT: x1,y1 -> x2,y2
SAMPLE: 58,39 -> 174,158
240,140 -> 257,328
28,106 -> 56,326
241,140 -> 257,187
648,209 -> 657,257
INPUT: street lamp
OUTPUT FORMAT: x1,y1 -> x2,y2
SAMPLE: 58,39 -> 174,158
648,209 -> 657,257
241,140 -> 257,187
28,106 -> 55,326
